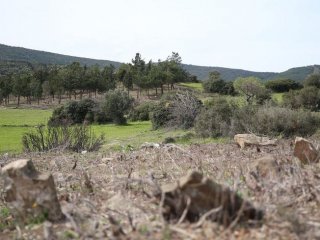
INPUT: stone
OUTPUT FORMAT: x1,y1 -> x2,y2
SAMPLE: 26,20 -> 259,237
140,142 -> 160,149
293,137 -> 320,164
251,155 -> 280,178
1,159 -> 64,223
155,171 -> 263,226
234,134 -> 277,149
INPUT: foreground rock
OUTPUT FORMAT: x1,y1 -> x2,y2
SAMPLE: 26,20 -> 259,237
234,134 -> 277,149
250,155 -> 280,178
293,137 -> 320,164
1,159 -> 64,223
156,171 -> 263,226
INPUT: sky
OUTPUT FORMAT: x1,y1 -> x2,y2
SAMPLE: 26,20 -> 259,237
1,0 -> 320,72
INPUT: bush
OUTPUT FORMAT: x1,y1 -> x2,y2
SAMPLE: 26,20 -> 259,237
195,101 -> 320,138
48,99 -> 106,126
150,103 -> 172,130
252,106 -> 320,137
129,102 -> 156,121
265,79 -> 302,92
195,98 -> 235,137
304,74 -> 320,88
22,125 -> 105,152
151,91 -> 202,130
102,90 -> 134,125
283,87 -> 320,111
168,91 -> 202,129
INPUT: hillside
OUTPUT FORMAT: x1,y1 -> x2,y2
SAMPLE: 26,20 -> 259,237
0,44 -> 121,68
0,43 -> 319,81
182,64 -> 277,81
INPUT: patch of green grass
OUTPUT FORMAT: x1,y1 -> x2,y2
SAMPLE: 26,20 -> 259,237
272,93 -> 284,104
178,82 -> 203,91
0,108 -> 52,126
0,108 -> 229,153
0,108 -> 52,153
0,126 -> 29,153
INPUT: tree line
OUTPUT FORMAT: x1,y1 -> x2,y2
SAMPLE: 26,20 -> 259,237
0,52 -> 194,106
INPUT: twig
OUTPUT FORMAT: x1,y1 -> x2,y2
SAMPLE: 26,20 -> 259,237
177,197 -> 191,225
193,206 -> 222,228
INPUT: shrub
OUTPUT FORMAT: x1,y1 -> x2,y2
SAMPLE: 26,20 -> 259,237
252,106 -> 320,137
22,125 -> 105,152
102,90 -> 134,125
150,103 -> 171,130
283,87 -> 320,111
265,79 -> 302,93
48,99 -> 104,126
168,91 -> 202,129
129,102 -> 156,121
304,74 -> 320,88
195,102 -> 320,138
195,98 -> 234,137
151,91 -> 202,130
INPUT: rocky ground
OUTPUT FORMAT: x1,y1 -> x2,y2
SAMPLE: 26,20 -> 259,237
1,139 -> 320,239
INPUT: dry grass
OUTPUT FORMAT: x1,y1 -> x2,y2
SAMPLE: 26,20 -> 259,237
1,140 -> 320,239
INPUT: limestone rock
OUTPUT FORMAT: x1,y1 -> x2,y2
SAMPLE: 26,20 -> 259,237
294,137 -> 319,164
1,159 -> 64,223
156,171 -> 263,226
234,134 -> 277,149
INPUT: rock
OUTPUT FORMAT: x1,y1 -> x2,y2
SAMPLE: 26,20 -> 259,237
250,155 -> 280,178
101,157 -> 113,163
156,171 -> 263,226
1,159 -> 64,223
140,142 -> 160,149
293,137 -> 320,164
234,134 -> 277,149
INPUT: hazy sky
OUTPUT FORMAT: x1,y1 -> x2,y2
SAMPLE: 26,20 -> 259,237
1,0 -> 319,72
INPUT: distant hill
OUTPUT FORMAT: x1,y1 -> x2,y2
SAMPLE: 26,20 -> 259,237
0,43 -> 318,82
182,64 -> 277,81
0,43 -> 121,68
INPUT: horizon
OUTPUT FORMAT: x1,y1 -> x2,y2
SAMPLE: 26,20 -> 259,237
1,0 -> 320,72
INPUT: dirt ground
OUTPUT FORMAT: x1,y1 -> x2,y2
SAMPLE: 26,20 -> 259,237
1,139 -> 320,239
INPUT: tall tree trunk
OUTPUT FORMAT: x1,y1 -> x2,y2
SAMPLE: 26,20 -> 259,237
17,95 -> 20,106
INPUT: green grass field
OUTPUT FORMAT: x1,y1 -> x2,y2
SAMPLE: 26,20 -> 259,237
0,108 -> 53,153
0,108 -> 222,153
178,82 -> 203,91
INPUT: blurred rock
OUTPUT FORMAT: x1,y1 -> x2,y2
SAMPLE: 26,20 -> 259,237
1,159 -> 64,223
156,171 -> 263,226
251,155 -> 280,178
294,137 -> 319,164
140,142 -> 160,149
234,134 -> 277,149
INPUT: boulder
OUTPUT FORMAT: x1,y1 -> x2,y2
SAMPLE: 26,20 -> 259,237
293,137 -> 319,164
234,134 -> 277,149
1,159 -> 64,223
155,171 -> 263,226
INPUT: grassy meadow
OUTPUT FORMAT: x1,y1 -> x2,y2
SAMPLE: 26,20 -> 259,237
0,108 -> 222,153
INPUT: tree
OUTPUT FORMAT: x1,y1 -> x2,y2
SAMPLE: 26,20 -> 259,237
102,90 -> 134,125
12,71 -> 33,106
233,77 -> 270,104
0,75 -> 12,105
117,64 -> 133,94
131,53 -> 146,98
